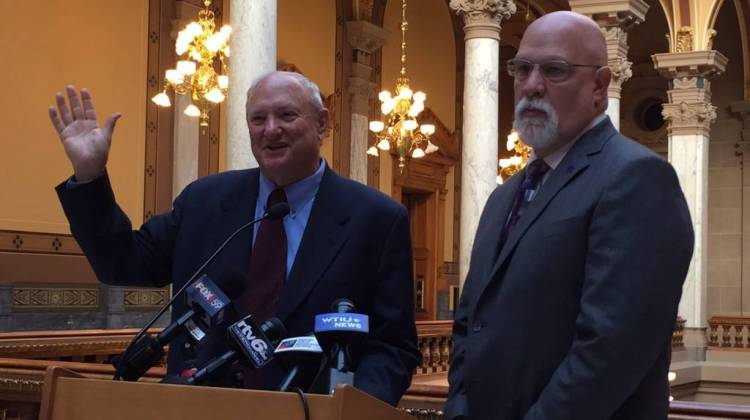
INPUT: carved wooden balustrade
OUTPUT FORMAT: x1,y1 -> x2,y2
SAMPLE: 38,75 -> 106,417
673,316 -> 686,348
0,318 -> 738,419
0,328 -> 164,363
414,321 -> 452,376
708,316 -> 750,348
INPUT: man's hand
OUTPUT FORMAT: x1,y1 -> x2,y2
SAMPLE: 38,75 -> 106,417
48,85 -> 121,182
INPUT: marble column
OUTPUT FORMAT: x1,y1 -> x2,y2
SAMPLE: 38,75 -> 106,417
346,21 -> 388,184
226,0 -> 277,170
172,2 -> 201,198
653,50 -> 728,329
450,0 -> 516,288
569,0 -> 648,131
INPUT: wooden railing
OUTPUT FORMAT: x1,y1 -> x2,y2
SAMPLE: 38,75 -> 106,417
0,328 -> 166,365
415,321 -> 452,376
708,316 -> 750,348
0,319 -> 743,419
673,316 -> 686,348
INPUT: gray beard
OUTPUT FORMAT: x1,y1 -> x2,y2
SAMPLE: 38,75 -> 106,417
513,98 -> 560,152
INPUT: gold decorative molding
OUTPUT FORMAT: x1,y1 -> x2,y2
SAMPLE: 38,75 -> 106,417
12,287 -> 98,309
0,231 -> 81,255
449,0 -> 516,40
706,29 -> 717,50
123,288 -> 168,308
675,26 -> 693,52
0,377 -> 42,396
0,340 -> 131,359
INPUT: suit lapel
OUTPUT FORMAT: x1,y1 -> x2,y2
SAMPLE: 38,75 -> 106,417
215,170 -> 258,315
276,168 -> 350,322
473,173 -> 523,281
486,118 -> 617,285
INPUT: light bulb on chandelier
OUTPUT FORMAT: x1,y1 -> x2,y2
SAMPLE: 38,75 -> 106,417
366,0 -> 439,171
151,0 -> 230,127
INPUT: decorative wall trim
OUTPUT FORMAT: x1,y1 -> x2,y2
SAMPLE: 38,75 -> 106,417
0,231 -> 81,255
123,288 -> 168,309
12,287 -> 99,310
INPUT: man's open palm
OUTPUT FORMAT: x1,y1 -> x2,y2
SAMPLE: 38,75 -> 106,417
48,85 -> 121,182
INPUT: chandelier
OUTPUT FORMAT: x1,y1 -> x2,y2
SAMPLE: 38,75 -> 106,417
367,0 -> 437,171
497,130 -> 531,184
151,0 -> 230,127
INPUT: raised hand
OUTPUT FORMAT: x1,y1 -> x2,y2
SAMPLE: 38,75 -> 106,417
48,85 -> 121,182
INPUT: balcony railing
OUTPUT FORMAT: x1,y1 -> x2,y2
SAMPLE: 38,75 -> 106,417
708,316 -> 750,348
0,318 -> 742,419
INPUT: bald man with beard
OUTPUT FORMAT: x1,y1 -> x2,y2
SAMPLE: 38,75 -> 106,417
445,11 -> 693,420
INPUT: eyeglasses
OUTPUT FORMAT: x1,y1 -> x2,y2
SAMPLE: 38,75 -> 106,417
506,58 -> 602,82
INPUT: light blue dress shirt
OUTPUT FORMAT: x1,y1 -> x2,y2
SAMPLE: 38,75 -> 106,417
253,159 -> 326,278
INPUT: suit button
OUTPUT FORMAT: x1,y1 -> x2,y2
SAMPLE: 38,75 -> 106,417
472,323 -> 482,332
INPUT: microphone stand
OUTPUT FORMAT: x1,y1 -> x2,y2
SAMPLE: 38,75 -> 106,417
113,203 -> 290,380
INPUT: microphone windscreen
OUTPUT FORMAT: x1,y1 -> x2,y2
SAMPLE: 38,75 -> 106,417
267,202 -> 290,219
216,269 -> 246,300
331,298 -> 355,313
260,317 -> 288,341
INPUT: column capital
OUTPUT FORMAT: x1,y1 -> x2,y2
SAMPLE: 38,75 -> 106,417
346,20 -> 388,54
653,50 -> 728,136
568,0 -> 648,30
449,0 -> 516,41
602,26 -> 632,98
570,1 -> 649,99
652,50 -> 728,80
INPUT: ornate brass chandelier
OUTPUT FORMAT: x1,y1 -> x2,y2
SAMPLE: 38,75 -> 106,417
367,0 -> 437,171
497,130 -> 531,184
151,0 -> 230,126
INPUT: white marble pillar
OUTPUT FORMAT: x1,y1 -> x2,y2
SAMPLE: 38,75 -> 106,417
450,0 -> 516,288
173,94 -> 199,198
172,2 -> 201,198
347,21 -> 388,184
569,0 -> 648,131
653,50 -> 728,328
226,0 -> 277,170
669,133 -> 709,327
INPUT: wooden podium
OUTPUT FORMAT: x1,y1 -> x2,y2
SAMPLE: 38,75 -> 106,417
39,366 -> 415,420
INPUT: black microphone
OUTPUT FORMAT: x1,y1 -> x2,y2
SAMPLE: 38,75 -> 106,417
113,203 -> 290,380
182,316 -> 287,385
114,271 -> 245,381
312,299 -> 369,394
275,335 -> 323,392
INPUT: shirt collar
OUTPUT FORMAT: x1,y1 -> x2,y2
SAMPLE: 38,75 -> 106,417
258,159 -> 326,214
530,112 -> 607,170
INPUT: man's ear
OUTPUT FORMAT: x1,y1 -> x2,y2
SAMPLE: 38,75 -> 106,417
593,66 -> 612,109
318,108 -> 331,140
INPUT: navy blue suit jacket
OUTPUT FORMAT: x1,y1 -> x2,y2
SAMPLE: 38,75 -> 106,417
445,118 -> 694,419
57,166 -> 420,405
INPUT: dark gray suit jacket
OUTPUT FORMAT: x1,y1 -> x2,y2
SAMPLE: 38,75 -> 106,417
57,166 -> 421,405
445,118 -> 694,419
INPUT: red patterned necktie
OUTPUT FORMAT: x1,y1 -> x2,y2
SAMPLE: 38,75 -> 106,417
237,188 -> 287,389
498,159 -> 550,250
240,188 -> 288,321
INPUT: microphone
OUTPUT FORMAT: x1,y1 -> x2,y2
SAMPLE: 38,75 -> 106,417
183,316 -> 287,385
275,335 -> 323,392
114,202 -> 290,380
114,271 -> 245,381
313,299 -> 369,394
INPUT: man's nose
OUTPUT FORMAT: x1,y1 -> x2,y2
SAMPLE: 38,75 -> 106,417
518,66 -> 546,98
263,116 -> 282,134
